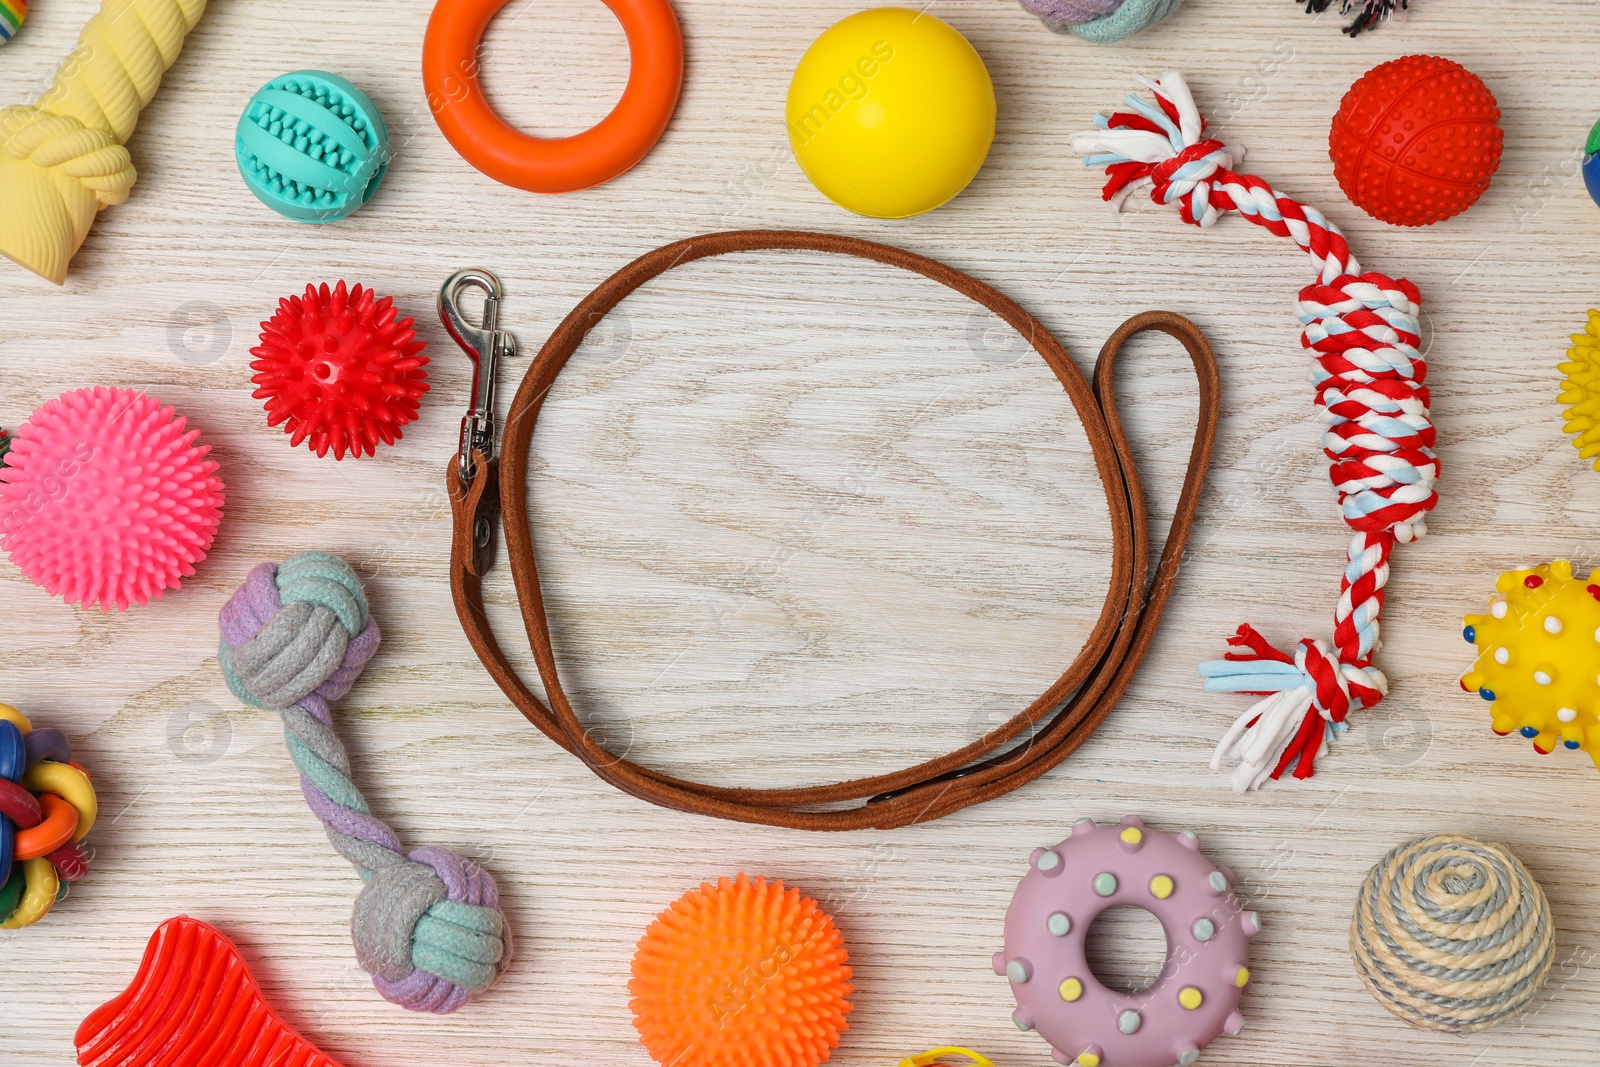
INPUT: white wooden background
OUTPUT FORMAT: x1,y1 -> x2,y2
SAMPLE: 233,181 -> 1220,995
4,0 -> 1600,1064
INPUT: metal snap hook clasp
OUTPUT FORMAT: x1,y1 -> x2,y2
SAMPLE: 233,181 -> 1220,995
440,268 -> 519,482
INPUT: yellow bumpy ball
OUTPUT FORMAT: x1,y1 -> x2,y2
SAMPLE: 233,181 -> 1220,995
1558,309 -> 1600,470
785,7 -> 995,219
1462,560 -> 1600,767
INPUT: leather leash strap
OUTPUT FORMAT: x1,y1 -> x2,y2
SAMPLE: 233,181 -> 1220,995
448,230 -> 1219,830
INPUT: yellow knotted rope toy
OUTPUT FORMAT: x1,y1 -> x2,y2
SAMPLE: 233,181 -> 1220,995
0,0 -> 206,284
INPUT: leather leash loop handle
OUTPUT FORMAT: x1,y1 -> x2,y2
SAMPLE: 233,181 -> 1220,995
447,230 -> 1219,830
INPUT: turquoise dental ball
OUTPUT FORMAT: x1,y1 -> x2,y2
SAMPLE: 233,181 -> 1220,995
236,71 -> 389,223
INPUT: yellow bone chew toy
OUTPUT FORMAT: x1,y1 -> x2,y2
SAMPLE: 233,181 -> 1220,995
0,0 -> 206,284
1461,560 -> 1600,766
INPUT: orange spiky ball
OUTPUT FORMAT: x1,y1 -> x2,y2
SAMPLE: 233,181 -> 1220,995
629,874 -> 853,1067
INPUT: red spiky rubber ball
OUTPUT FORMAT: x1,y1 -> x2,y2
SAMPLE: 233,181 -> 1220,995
250,281 -> 428,459
629,874 -> 853,1067
1330,54 -> 1503,227
0,387 -> 224,612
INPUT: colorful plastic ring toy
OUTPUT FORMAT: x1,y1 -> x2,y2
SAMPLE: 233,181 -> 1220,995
0,779 -> 41,828
0,704 -> 30,734
16,793 -> 77,860
0,863 -> 22,919
422,0 -> 683,193
24,728 -> 71,768
1,858 -> 59,930
0,720 -> 21,876
24,760 -> 96,840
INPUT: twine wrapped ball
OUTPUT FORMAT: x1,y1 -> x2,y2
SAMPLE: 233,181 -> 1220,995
1351,833 -> 1554,1032
219,552 -> 510,1013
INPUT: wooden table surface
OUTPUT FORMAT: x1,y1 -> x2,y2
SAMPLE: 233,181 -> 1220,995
4,0 -> 1600,1064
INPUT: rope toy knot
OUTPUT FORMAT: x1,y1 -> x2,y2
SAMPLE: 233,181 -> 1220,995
1018,0 -> 1186,42
1200,625 -> 1387,792
218,552 -> 510,1014
219,553 -> 379,709
0,106 -> 136,285
1147,139 -> 1236,226
1069,72 -> 1245,227
352,846 -> 509,1013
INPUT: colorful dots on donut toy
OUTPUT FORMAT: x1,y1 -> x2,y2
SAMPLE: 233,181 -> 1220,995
236,71 -> 390,223
0,705 -> 95,930
1462,560 -> 1600,767
1351,834 -> 1554,1032
250,281 -> 429,460
629,874 -> 853,1067
0,387 -> 224,612
996,817 -> 1255,1067
0,0 -> 24,43
787,7 -> 995,219
1329,55 -> 1503,227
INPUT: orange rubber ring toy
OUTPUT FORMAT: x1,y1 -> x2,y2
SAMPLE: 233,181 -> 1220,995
422,0 -> 683,193
15,792 -> 77,861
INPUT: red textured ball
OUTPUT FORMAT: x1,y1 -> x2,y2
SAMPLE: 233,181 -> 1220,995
251,281 -> 429,460
1329,54 -> 1503,227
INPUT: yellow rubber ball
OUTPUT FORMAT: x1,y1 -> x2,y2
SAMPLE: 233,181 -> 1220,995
786,7 -> 995,219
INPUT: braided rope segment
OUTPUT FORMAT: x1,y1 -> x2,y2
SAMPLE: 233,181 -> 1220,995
1072,72 -> 1438,791
1351,833 -> 1554,1032
219,552 -> 510,1013
0,0 -> 205,283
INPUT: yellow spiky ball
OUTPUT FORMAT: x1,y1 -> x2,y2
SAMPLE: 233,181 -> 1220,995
1461,560 -> 1600,767
1558,309 -> 1600,469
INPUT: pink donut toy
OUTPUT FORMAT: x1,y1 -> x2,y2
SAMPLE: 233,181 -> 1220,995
993,817 -> 1258,1067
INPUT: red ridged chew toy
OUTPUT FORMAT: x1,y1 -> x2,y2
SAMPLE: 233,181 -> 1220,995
1330,54 -> 1503,227
630,874 -> 853,1067
251,281 -> 429,459
0,387 -> 224,611
76,916 -> 346,1067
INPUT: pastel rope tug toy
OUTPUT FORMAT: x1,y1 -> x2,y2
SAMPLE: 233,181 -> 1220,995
1351,833 -> 1554,1032
0,704 -> 97,929
1072,73 -> 1437,791
1016,0 -> 1411,39
218,552 -> 510,1013
0,0 -> 207,283
1018,0 -> 1185,42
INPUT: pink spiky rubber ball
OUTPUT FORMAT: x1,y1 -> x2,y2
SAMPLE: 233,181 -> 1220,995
0,387 -> 224,612
0,390 -> 222,607
251,281 -> 429,460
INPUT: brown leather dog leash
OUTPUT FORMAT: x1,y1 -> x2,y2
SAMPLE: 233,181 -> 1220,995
443,230 -> 1219,830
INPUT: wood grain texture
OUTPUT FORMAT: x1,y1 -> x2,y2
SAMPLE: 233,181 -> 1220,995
3,0 -> 1600,1064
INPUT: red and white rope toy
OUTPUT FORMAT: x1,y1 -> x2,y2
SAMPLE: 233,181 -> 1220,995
1072,72 -> 1438,791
